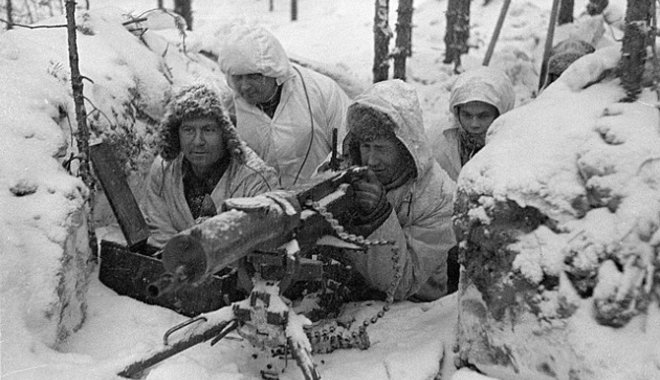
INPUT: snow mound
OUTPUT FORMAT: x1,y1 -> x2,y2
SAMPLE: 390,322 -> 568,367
455,44 -> 660,379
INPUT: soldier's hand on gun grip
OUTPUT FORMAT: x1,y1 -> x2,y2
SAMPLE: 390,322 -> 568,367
345,169 -> 392,237
352,169 -> 387,216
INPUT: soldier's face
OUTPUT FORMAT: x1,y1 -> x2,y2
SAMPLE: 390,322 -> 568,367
457,101 -> 499,135
359,137 -> 406,185
230,73 -> 278,105
179,117 -> 225,174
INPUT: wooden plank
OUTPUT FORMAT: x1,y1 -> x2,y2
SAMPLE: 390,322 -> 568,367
90,142 -> 149,249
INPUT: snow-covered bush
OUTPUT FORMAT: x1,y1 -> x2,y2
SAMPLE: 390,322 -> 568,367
454,46 -> 660,379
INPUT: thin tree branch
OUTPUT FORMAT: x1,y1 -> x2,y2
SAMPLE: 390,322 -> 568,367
0,18 -> 66,28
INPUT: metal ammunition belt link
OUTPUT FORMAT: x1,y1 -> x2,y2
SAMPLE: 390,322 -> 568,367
301,200 -> 403,354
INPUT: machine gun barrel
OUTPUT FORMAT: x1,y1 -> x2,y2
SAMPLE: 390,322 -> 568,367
156,167 -> 366,292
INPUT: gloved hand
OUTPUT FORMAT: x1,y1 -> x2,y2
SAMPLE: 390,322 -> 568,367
352,169 -> 387,215
345,169 -> 392,237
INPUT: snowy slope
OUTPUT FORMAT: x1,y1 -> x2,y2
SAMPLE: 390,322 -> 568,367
0,0 -> 633,379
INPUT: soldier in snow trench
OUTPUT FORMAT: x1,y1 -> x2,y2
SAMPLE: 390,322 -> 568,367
431,66 -> 515,182
218,24 -> 351,188
143,84 -> 279,248
311,79 -> 457,305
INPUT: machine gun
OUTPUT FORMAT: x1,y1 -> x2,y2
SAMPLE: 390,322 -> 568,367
116,166 -> 401,380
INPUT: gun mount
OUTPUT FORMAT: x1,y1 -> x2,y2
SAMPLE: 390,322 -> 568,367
119,166 -> 401,380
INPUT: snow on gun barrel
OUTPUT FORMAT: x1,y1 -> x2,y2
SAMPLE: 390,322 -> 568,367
148,166 -> 370,297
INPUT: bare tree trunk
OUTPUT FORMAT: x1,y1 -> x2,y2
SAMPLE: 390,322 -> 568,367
291,0 -> 297,21
393,0 -> 413,80
6,0 -> 13,29
373,0 -> 391,82
64,0 -> 97,256
158,0 -> 163,9
269,0 -> 274,12
558,0 -> 574,25
443,0 -> 470,73
619,0 -> 653,102
586,0 -> 608,16
174,0 -> 193,30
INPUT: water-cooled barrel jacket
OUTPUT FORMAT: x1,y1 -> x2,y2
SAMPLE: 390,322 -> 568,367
144,147 -> 278,247
218,25 -> 350,188
344,80 -> 457,301
431,67 -> 515,181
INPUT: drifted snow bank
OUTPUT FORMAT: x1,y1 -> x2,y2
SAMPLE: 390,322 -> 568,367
454,45 -> 660,380
0,8 -> 226,378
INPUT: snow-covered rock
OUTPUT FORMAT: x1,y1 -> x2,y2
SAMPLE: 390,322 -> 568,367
454,46 -> 660,379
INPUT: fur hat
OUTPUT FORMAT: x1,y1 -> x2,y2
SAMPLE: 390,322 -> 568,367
158,84 -> 244,163
345,103 -> 415,178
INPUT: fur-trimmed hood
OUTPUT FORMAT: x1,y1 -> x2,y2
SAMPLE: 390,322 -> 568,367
158,84 -> 244,163
345,79 -> 432,181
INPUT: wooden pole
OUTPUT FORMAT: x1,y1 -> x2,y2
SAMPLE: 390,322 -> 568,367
482,0 -> 511,66
538,0 -> 561,90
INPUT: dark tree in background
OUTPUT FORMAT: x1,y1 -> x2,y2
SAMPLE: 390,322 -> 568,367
6,0 -> 13,29
158,0 -> 163,9
174,0 -> 192,30
443,0 -> 470,72
291,0 -> 297,21
393,0 -> 413,80
373,0 -> 391,82
558,0 -> 574,25
270,0 -> 274,12
586,0 -> 608,15
619,0 -> 653,101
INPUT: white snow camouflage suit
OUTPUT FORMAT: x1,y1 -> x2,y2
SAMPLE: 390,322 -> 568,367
344,80 -> 457,301
218,24 -> 350,188
430,66 -> 515,181
143,85 -> 279,248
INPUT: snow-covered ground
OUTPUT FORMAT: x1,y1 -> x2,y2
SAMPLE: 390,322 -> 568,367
0,0 -> 634,379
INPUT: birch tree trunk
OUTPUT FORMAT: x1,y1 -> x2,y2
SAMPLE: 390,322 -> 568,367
558,0 -> 574,25
174,0 -> 193,30
373,0 -> 391,83
443,0 -> 470,73
393,0 -> 413,81
291,0 -> 297,21
619,0 -> 653,101
6,0 -> 13,29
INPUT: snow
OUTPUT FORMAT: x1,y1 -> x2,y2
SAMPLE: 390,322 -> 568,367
0,0 -> 639,379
